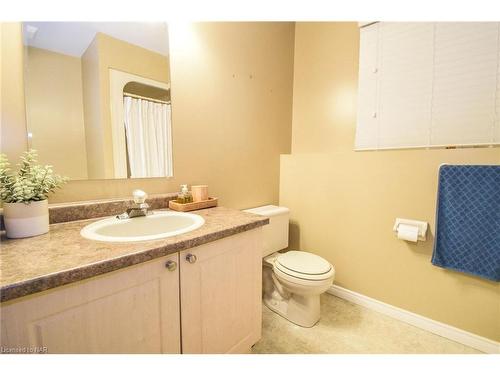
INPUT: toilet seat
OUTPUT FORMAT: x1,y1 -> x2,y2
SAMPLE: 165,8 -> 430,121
274,251 -> 334,281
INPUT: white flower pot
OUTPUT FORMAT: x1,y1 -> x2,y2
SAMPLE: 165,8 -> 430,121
3,200 -> 49,239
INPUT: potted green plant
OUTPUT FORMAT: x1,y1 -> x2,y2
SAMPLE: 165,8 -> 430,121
0,150 -> 67,238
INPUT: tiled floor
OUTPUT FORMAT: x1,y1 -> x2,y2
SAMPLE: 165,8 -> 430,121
252,294 -> 481,354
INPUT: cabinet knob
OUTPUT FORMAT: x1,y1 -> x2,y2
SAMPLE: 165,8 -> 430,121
165,260 -> 177,271
185,253 -> 197,264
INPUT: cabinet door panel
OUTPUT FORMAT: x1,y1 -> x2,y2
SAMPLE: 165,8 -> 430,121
0,253 -> 180,354
180,229 -> 262,354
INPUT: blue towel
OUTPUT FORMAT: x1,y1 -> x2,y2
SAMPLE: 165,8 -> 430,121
432,165 -> 500,281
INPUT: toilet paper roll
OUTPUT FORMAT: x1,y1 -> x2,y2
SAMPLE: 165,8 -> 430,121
397,223 -> 419,242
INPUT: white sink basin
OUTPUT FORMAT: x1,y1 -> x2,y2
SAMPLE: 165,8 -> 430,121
80,211 -> 205,242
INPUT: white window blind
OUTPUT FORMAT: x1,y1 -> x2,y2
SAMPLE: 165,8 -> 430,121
355,22 -> 500,150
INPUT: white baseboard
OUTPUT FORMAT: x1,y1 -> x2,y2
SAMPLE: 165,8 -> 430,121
327,285 -> 500,354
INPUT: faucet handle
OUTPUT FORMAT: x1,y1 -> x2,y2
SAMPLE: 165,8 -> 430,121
132,189 -> 148,204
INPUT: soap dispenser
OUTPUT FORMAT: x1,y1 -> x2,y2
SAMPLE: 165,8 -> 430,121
178,184 -> 193,204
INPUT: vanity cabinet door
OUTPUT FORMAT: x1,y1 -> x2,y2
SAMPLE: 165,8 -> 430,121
179,228 -> 263,354
0,253 -> 181,354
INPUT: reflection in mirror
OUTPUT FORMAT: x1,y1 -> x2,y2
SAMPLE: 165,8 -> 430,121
22,22 -> 173,180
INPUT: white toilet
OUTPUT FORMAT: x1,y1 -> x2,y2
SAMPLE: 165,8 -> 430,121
244,205 -> 335,328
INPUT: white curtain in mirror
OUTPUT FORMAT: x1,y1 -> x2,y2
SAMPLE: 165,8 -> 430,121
123,97 -> 173,178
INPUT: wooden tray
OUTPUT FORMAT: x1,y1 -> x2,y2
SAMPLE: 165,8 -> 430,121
168,197 -> 218,212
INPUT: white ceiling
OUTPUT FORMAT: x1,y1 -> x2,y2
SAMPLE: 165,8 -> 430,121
23,22 -> 169,57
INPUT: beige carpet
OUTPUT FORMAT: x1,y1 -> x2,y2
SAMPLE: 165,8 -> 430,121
252,294 -> 481,354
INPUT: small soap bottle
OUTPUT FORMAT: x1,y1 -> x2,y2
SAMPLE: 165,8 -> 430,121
183,185 -> 193,203
177,184 -> 187,204
178,184 -> 193,204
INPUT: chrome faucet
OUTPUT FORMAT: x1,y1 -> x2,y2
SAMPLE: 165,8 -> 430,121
116,190 -> 151,219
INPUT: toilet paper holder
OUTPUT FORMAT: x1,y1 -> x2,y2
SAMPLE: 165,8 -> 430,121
393,218 -> 428,241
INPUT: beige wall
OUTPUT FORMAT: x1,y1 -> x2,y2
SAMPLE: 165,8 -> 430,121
0,23 -> 27,161
81,37 -> 105,180
53,22 -> 295,208
25,47 -> 88,179
280,22 -> 500,341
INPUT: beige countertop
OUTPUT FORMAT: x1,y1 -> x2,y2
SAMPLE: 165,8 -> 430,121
0,207 -> 268,303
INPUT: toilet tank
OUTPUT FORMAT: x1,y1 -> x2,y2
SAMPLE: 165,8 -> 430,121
243,205 -> 290,257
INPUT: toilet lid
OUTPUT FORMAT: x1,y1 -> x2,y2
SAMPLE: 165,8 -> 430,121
275,251 -> 332,276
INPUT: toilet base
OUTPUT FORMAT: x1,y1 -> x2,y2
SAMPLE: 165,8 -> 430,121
263,292 -> 320,328
263,263 -> 321,328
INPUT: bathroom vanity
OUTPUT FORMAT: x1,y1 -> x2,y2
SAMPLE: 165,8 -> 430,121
0,204 -> 268,354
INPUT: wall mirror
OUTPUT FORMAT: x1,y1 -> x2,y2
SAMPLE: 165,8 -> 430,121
22,22 -> 173,180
